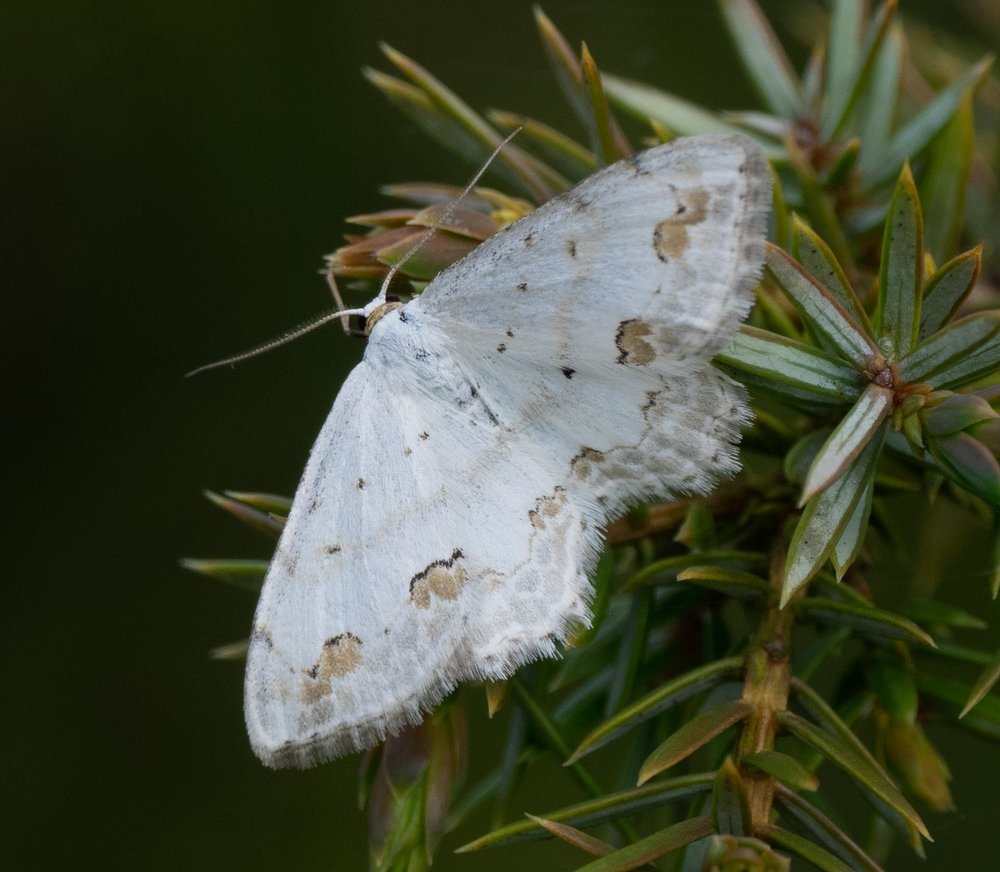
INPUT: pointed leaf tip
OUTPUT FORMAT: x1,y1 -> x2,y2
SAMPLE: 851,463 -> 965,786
524,814 -> 614,858
783,427 -> 886,602
637,699 -> 752,785
778,710 -> 931,841
800,385 -> 893,504
574,816 -> 714,872
875,161 -> 923,357
960,648 -> 1000,718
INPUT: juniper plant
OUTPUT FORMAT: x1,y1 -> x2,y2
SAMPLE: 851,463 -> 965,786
188,2 -> 1000,869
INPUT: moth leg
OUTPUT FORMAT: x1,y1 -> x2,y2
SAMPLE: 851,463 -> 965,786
325,269 -> 366,338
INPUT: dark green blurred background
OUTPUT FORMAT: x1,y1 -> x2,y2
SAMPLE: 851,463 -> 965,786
4,1 -> 999,869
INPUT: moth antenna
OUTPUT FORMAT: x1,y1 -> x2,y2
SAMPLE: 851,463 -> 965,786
189,129 -> 521,378
373,127 -> 522,304
186,305 -> 365,377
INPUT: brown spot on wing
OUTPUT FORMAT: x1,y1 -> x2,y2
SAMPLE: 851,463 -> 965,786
300,633 -> 363,703
570,447 -> 605,481
653,187 -> 709,261
528,487 -> 567,530
615,319 -> 655,365
410,548 -> 466,609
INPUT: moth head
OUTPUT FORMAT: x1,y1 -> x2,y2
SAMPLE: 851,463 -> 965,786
361,298 -> 404,336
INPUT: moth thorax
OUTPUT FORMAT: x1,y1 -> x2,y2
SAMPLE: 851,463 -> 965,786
364,301 -> 404,335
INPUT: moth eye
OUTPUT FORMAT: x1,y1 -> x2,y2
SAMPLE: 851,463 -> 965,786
385,293 -> 401,303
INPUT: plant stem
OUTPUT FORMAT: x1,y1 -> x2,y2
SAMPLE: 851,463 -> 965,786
735,548 -> 795,831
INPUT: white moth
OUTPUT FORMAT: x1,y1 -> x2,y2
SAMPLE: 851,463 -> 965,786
245,133 -> 771,767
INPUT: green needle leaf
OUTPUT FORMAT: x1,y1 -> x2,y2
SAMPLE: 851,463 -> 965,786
776,711 -> 930,840
580,43 -> 623,165
929,333 -> 1000,392
900,311 -> 1000,384
743,750 -> 820,792
455,774 -> 714,852
718,0 -> 801,118
993,519 -> 1000,599
712,758 -> 751,836
823,0 -> 898,140
928,432 -> 1000,506
603,74 -> 769,145
919,246 -> 982,341
765,245 -> 876,363
802,43 -> 824,108
222,491 -> 292,514
180,559 -> 268,592
918,674 -> 1000,740
210,640 -> 249,661
774,785 -> 887,872
792,215 -> 869,329
377,44 -> 564,202
791,679 -> 881,766
962,648 -> 1000,718
487,109 -> 596,180
858,22 -> 903,164
874,163 -> 923,357
794,627 -> 853,680
365,68 -> 524,197
801,383 -> 893,503
920,94 -> 975,263
923,394 -> 996,437
758,825 -> 857,872
638,699 -> 753,784
797,597 -> 935,647
717,325 -> 863,403
676,566 -> 770,599
865,56 -> 993,189
534,5 -> 589,122
821,0 -> 864,136
524,814 -> 613,858
786,430 -> 835,486
898,599 -> 988,630
603,589 -> 651,719
786,139 -> 856,277
624,550 -> 765,590
575,816 -> 714,872
533,8 -> 631,159
204,490 -> 284,536
831,473 -> 874,579
866,655 -> 919,721
569,657 -> 744,763
783,425 -> 886,604
508,678 -> 606,801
